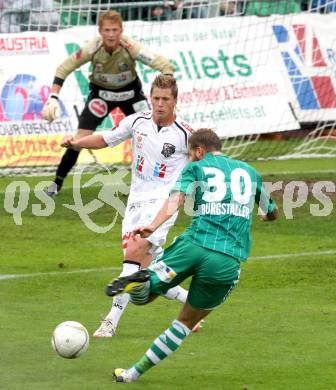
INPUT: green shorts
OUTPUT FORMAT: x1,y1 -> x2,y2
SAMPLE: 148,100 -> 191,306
148,235 -> 241,310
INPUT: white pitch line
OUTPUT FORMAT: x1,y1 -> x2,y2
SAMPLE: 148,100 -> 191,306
0,266 -> 120,281
1,250 -> 335,282
250,249 -> 336,260
262,169 -> 336,175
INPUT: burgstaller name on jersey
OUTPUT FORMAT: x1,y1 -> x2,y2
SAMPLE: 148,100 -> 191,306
198,202 -> 250,219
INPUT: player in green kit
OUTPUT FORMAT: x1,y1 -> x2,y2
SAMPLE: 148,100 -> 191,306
106,128 -> 279,383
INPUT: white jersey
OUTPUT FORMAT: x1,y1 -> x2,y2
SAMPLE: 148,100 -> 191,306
101,111 -> 193,204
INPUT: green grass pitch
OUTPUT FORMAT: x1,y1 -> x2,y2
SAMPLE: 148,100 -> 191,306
0,157 -> 335,390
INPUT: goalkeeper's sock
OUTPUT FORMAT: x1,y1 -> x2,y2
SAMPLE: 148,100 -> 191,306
133,320 -> 191,376
105,262 -> 140,327
163,286 -> 188,304
55,148 -> 80,186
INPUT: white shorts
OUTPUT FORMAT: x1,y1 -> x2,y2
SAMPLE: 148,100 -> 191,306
122,198 -> 178,257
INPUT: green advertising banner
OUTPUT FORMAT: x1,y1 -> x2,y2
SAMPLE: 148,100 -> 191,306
2,14 -> 335,166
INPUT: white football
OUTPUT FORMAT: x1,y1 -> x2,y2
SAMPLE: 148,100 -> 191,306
51,321 -> 89,359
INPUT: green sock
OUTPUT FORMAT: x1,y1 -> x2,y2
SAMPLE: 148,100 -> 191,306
133,355 -> 154,374
133,320 -> 191,375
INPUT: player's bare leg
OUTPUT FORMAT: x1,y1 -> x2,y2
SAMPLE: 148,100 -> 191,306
113,302 -> 210,383
94,236 -> 191,337
93,236 -> 149,337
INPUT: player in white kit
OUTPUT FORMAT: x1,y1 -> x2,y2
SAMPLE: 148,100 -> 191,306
61,75 -> 202,336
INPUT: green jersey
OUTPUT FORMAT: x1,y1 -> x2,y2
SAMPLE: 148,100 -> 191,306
171,152 -> 276,261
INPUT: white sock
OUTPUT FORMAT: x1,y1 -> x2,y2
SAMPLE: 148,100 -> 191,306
120,262 -> 140,277
106,293 -> 130,327
162,285 -> 188,304
105,262 -> 140,327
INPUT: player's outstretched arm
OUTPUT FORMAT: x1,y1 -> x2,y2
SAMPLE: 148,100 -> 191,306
122,35 -> 175,75
43,39 -> 93,123
60,134 -> 108,151
133,192 -> 186,238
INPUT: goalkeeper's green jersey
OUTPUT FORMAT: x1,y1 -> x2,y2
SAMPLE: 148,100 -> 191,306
171,152 -> 276,261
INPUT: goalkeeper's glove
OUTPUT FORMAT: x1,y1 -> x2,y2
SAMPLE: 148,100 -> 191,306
42,93 -> 60,122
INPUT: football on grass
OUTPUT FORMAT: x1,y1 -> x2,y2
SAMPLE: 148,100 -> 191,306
51,321 -> 89,359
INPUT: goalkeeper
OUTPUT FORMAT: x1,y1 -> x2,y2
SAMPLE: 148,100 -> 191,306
42,10 -> 175,196
105,128 -> 279,383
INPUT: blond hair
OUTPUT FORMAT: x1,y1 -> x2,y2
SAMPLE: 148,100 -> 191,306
98,10 -> 123,29
150,74 -> 178,99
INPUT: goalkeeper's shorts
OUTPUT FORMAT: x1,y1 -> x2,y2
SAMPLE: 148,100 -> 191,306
148,235 -> 241,310
78,78 -> 149,130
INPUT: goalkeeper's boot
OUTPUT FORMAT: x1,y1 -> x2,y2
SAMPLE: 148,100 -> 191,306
93,319 -> 116,338
106,270 -> 150,297
45,182 -> 61,197
113,368 -> 140,383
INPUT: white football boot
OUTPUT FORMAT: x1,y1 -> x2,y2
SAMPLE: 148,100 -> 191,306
93,319 -> 116,337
